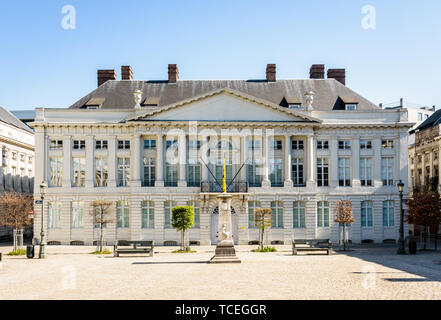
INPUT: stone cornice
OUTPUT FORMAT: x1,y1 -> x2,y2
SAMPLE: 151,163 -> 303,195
0,135 -> 34,151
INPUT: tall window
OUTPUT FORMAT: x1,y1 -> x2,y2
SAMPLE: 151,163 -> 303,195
383,200 -> 394,227
215,157 -> 232,185
292,140 -> 304,150
360,140 -> 372,149
382,139 -> 394,149
247,159 -> 262,187
361,201 -> 373,227
165,139 -> 178,186
360,158 -> 372,186
381,157 -> 394,186
271,140 -> 282,150
72,157 -> 85,187
249,139 -> 261,150
317,158 -> 329,187
116,200 -> 129,228
73,140 -> 85,150
49,157 -> 63,187
338,158 -> 351,186
144,139 -> 156,150
187,200 -> 200,228
95,158 -> 108,187
248,200 -> 261,228
118,140 -> 130,149
269,158 -> 283,186
71,201 -> 84,228
165,163 -> 178,186
188,139 -> 201,150
143,157 -> 156,187
187,159 -> 201,187
117,157 -> 130,187
293,201 -> 305,228
271,201 -> 283,228
338,140 -> 351,150
141,201 -> 154,229
50,140 -> 63,150
317,201 -> 329,227
291,158 -> 304,186
317,140 -> 328,150
164,200 -> 177,229
96,140 -> 108,150
48,201 -> 62,229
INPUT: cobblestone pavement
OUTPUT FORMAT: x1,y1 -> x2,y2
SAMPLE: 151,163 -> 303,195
0,245 -> 440,300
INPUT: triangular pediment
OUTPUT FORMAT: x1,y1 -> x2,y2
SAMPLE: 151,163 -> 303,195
127,88 -> 321,123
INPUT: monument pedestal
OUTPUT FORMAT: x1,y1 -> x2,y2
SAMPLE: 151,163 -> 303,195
209,239 -> 241,264
209,193 -> 241,264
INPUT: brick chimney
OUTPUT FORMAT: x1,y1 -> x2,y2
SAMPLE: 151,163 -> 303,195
266,64 -> 276,82
97,69 -> 116,87
121,65 -> 133,80
310,64 -> 325,79
168,64 -> 179,83
327,69 -> 346,85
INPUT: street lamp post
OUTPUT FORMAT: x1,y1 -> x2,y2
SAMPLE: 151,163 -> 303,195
397,180 -> 405,254
39,181 -> 47,259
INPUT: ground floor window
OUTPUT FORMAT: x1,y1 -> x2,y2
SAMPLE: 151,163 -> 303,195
317,201 -> 329,227
187,200 -> 200,228
271,201 -> 283,228
383,200 -> 394,227
71,201 -> 84,228
48,201 -> 62,229
361,201 -> 373,227
116,200 -> 130,228
293,201 -> 305,228
141,200 -> 154,228
248,200 -> 261,228
164,200 -> 177,228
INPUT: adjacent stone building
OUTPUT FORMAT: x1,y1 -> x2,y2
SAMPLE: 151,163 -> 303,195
0,107 -> 35,238
30,64 -> 411,246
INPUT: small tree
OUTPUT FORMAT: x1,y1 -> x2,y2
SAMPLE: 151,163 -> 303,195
334,200 -> 354,251
0,192 -> 33,250
90,200 -> 113,252
254,208 -> 272,250
406,191 -> 441,250
172,206 -> 195,251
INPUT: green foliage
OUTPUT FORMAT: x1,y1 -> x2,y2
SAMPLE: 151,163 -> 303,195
252,246 -> 277,252
172,246 -> 196,253
91,250 -> 112,254
172,206 -> 195,231
7,248 -> 26,255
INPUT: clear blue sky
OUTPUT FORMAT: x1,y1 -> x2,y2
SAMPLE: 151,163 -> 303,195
0,0 -> 440,110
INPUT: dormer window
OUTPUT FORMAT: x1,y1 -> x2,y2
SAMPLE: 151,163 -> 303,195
284,96 -> 301,109
84,97 -> 105,109
345,104 -> 357,111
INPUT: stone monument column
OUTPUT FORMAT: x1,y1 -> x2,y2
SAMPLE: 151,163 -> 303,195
209,193 -> 241,263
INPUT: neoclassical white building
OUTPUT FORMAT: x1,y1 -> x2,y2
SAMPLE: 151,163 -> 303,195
0,107 -> 35,237
31,64 -> 411,246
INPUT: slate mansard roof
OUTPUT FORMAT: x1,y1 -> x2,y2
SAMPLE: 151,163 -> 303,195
0,106 -> 33,133
68,79 -> 380,112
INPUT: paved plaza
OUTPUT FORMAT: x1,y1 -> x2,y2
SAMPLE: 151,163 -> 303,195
0,245 -> 440,300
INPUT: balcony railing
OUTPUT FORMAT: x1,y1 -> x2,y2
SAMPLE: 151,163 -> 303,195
200,181 -> 248,193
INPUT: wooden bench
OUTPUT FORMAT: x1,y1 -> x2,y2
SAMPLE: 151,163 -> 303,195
113,240 -> 154,257
292,239 -> 332,255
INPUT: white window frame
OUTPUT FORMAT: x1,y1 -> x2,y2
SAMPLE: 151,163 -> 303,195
360,158 -> 372,186
141,200 -> 155,229
293,201 -> 305,228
